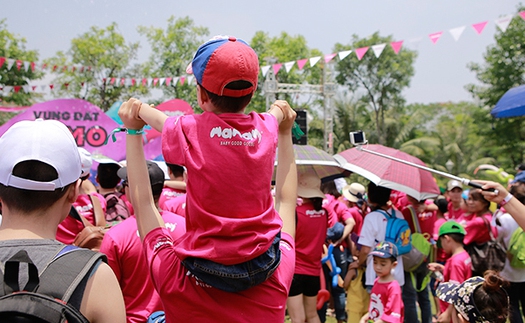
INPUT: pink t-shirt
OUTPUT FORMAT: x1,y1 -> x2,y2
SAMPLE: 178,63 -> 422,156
162,112 -> 281,265
348,206 -> 364,235
158,187 -> 185,210
143,227 -> 295,322
391,191 -> 409,211
458,212 -> 497,245
367,278 -> 404,323
447,201 -> 465,220
295,203 -> 328,276
100,211 -> 186,323
440,250 -> 472,313
163,193 -> 187,217
433,217 -> 448,263
56,193 -> 107,244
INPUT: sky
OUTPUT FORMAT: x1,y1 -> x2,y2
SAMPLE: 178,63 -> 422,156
1,0 -> 522,105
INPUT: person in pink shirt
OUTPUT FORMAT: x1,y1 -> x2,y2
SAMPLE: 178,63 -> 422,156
100,161 -> 186,323
360,241 -> 404,323
428,220 -> 471,322
162,192 -> 186,217
133,36 -> 289,293
457,189 -> 496,276
56,148 -> 107,244
158,163 -> 186,210
118,87 -> 298,323
446,180 -> 465,220
288,173 -> 328,323
341,183 -> 366,236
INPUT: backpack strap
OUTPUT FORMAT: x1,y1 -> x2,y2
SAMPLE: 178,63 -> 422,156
37,245 -> 107,303
0,250 -> 40,295
89,194 -> 106,228
406,205 -> 421,234
480,215 -> 497,242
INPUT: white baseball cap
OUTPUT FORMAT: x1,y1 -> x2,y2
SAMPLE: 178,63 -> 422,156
0,119 -> 81,191
78,147 -> 93,177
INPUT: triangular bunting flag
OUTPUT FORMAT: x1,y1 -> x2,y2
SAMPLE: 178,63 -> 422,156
23,61 -> 30,72
449,26 -> 466,41
390,41 -> 403,54
41,63 -> 47,71
309,56 -> 321,67
284,61 -> 295,73
337,50 -> 352,61
0,57 -> 5,68
124,79 -> 131,87
355,47 -> 369,60
187,75 -> 194,85
371,44 -> 386,58
16,60 -> 22,71
4,86 -> 13,93
261,65 -> 271,77
30,62 -> 35,72
80,66 -> 85,73
120,78 -> 126,86
71,66 -> 76,73
131,78 -> 137,86
519,11 -> 525,21
62,66 -> 68,73
179,76 -> 186,85
272,63 -> 282,76
40,85 -> 46,91
495,15 -> 513,32
7,59 -> 15,70
472,21 -> 488,35
429,32 -> 443,44
13,86 -> 21,93
110,78 -> 116,85
153,78 -> 159,86
31,85 -> 36,91
165,77 -> 172,86
324,53 -> 337,63
159,78 -> 165,86
49,84 -> 54,90
297,58 -> 308,70
147,78 -> 153,87
141,78 -> 147,86
63,83 -> 70,89
172,77 -> 179,86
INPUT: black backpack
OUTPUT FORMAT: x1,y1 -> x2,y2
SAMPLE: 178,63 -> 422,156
0,245 -> 106,323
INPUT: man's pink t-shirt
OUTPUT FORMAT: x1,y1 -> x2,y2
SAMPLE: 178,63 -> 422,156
143,227 -> 295,322
158,187 -> 185,210
440,250 -> 472,313
162,193 -> 186,217
162,112 -> 282,265
295,203 -> 328,276
447,201 -> 465,220
56,193 -> 107,244
367,278 -> 404,323
100,211 -> 186,323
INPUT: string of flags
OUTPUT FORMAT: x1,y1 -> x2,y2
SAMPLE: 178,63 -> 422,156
1,11 -> 524,94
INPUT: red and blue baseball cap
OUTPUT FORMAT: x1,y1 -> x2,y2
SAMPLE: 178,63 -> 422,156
186,35 -> 259,98
369,241 -> 398,259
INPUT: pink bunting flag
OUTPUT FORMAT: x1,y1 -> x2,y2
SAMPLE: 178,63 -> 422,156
31,85 -> 36,91
120,78 -> 126,86
472,21 -> 488,34
14,86 -> 21,93
49,84 -> 54,90
30,62 -> 35,72
165,77 -> 172,86
324,53 -> 337,63
520,11 -> 525,21
355,47 -> 369,60
0,57 -> 4,68
153,78 -> 159,86
272,63 -> 282,75
110,78 -> 116,85
390,41 -> 403,54
141,78 -> 147,86
179,76 -> 186,85
429,32 -> 443,44
16,60 -> 22,71
297,58 -> 308,70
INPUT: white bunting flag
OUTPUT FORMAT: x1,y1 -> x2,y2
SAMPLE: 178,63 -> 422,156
172,77 -> 179,87
24,61 -> 30,72
284,61 -> 295,73
338,50 -> 352,61
147,78 -> 153,87
495,15 -> 513,32
371,44 -> 386,58
309,56 -> 321,67
159,78 -> 165,86
7,59 -> 15,70
449,26 -> 465,41
187,75 -> 195,85
261,65 -> 271,77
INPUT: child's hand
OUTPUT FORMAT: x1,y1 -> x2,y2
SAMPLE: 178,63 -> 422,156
271,100 -> 296,133
119,98 -> 147,130
427,262 -> 444,272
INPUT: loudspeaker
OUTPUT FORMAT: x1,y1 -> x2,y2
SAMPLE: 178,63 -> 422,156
293,109 -> 307,145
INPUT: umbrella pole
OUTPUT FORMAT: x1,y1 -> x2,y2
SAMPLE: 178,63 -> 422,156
356,145 -> 495,192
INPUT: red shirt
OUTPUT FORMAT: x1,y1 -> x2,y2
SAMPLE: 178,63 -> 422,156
402,202 -> 436,237
447,201 -> 465,220
158,187 -> 185,210
368,278 -> 404,323
440,250 -> 471,313
458,212 -> 497,245
295,202 -> 328,275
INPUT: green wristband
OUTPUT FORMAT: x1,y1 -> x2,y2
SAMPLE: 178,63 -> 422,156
126,128 -> 144,135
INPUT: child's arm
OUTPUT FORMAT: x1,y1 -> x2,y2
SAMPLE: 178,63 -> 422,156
273,101 -> 297,239
135,101 -> 169,132
163,180 -> 186,191
268,100 -> 288,124
359,313 -> 369,323
119,98 -> 165,238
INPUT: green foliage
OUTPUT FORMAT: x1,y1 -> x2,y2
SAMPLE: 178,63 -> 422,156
334,32 -> 417,145
138,16 -> 209,108
467,5 -> 525,168
0,19 -> 43,106
46,23 -> 144,111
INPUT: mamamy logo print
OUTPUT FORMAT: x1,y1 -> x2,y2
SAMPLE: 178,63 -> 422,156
210,126 -> 262,147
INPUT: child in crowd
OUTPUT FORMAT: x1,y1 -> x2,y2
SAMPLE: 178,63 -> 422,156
428,220 -> 471,322
125,35 -> 288,293
360,241 -> 404,323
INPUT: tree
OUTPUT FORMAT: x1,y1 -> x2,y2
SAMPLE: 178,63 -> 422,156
46,23 -> 144,111
467,5 -> 525,167
0,19 -> 43,107
138,16 -> 209,108
334,32 -> 417,145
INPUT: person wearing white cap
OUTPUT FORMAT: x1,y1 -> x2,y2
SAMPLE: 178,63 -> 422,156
446,180 -> 466,220
0,119 -> 125,322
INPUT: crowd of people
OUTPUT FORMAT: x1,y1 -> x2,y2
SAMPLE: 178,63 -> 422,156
1,34 -> 525,323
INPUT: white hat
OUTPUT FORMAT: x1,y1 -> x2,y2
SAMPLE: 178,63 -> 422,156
297,173 -> 325,199
92,153 -> 122,166
78,148 -> 93,177
447,180 -> 463,191
0,119 -> 81,191
343,183 -> 365,202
